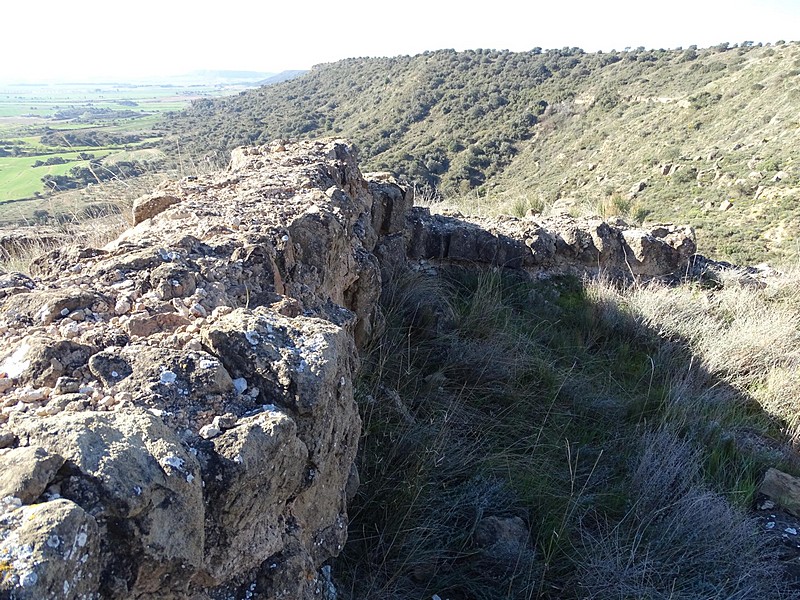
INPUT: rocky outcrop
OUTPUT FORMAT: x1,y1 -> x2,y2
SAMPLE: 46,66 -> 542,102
0,139 -> 398,599
406,209 -> 696,279
0,139 -> 696,599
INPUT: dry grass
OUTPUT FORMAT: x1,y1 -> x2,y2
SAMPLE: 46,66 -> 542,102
578,429 -> 784,600
0,213 -> 130,274
0,171 -> 167,228
606,270 -> 800,437
418,183 -> 650,225
0,171 -> 181,274
339,265 -> 798,598
415,183 -> 551,219
336,260 -> 800,600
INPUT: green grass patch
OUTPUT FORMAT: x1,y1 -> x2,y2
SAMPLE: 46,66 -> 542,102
0,153 -> 91,201
0,81 -> 258,203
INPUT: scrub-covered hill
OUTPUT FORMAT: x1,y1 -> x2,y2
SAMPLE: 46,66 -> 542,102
162,42 -> 800,263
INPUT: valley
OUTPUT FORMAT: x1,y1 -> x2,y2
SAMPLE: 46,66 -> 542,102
0,77 -> 268,224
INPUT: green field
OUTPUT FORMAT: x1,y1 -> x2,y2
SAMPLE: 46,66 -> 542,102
0,80 -> 255,213
0,153 -> 90,201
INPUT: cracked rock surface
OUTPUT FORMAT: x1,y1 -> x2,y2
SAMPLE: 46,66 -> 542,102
0,139 -> 386,599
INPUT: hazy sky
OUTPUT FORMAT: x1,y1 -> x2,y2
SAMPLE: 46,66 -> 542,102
4,0 -> 800,82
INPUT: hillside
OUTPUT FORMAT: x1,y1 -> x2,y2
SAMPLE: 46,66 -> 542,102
162,42 -> 800,264
3,139 -> 800,599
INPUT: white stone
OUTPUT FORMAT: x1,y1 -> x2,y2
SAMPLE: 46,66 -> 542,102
190,303 -> 207,318
212,306 -> 233,318
233,378 -> 248,394
185,339 -> 202,351
199,424 -> 221,439
18,387 -> 48,403
114,299 -> 132,315
0,341 -> 31,379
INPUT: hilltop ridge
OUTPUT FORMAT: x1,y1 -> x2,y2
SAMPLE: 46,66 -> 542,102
162,42 -> 800,264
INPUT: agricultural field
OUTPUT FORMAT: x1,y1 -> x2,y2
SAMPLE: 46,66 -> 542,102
0,80 -> 258,224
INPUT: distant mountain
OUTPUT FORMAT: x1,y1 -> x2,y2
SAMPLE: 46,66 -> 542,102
162,43 -> 800,263
257,70 -> 308,86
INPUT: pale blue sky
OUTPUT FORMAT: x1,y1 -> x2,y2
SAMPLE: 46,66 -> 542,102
4,0 -> 800,82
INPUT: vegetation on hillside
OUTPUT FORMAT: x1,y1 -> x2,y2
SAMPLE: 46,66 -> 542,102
39,158 -> 158,192
163,42 -> 800,263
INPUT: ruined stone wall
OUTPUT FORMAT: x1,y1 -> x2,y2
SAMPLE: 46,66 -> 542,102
0,139 -> 695,599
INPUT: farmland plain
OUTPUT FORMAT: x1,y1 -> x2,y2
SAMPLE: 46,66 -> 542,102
0,79 -> 259,224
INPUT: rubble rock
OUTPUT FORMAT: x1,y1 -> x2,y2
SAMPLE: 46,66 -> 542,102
202,410 -> 307,582
0,271 -> 35,302
132,193 -> 182,225
0,337 -> 94,388
475,515 -> 530,554
406,209 -> 695,279
0,499 -> 101,599
0,431 -> 16,449
760,468 -> 800,516
0,140 -> 380,599
6,410 -> 204,597
3,288 -> 105,325
0,445 -> 64,503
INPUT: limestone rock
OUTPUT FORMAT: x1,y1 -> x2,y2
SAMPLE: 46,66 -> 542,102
7,410 -> 204,597
621,229 -> 694,277
123,312 -> 191,337
200,308 -> 360,457
475,515 -> 530,554
0,271 -> 35,302
0,431 -> 16,449
202,410 -> 308,582
0,337 -> 94,387
3,287 -> 105,325
88,345 -> 235,401
132,193 -> 182,225
0,499 -> 101,599
406,208 -> 695,279
760,468 -> 800,516
630,180 -> 647,195
0,445 -> 64,503
366,173 -> 413,239
0,139 -> 382,599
